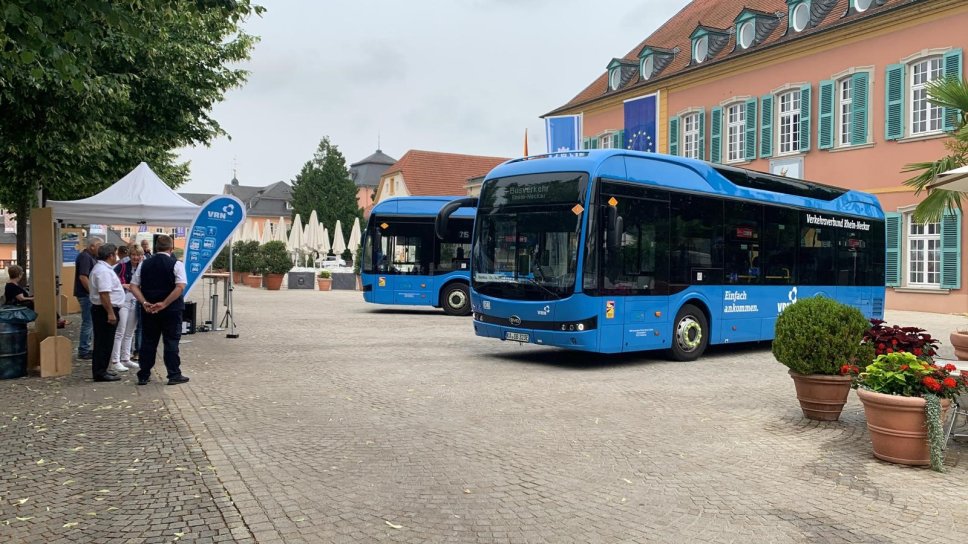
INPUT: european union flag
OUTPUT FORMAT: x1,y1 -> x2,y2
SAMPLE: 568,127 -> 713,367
545,115 -> 581,153
623,95 -> 657,152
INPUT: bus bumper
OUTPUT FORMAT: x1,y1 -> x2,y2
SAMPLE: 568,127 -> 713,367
472,320 -> 602,352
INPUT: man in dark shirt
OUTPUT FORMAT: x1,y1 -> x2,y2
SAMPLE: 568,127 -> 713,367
73,237 -> 102,359
130,235 -> 189,386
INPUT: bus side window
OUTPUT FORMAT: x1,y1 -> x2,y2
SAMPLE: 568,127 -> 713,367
763,207 -> 797,285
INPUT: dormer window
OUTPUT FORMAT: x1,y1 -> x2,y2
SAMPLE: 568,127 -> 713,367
854,0 -> 873,12
609,68 -> 622,91
637,46 -> 675,82
694,35 -> 709,64
733,9 -> 779,52
790,1 -> 810,33
690,26 -> 730,66
738,21 -> 754,49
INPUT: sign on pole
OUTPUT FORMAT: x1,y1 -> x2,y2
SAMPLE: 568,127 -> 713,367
183,195 -> 246,297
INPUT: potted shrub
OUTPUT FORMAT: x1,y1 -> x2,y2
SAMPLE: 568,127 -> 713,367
849,322 -> 967,470
772,296 -> 873,421
213,245 -> 230,273
260,240 -> 292,291
317,269 -> 333,291
233,240 -> 260,285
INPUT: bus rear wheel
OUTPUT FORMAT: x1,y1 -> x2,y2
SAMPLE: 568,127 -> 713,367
442,283 -> 471,316
667,304 -> 708,361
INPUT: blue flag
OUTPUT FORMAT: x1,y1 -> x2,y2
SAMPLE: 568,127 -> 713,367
183,195 -> 246,297
623,95 -> 657,152
545,115 -> 581,153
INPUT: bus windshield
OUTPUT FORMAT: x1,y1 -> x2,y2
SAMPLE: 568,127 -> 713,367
472,173 -> 588,301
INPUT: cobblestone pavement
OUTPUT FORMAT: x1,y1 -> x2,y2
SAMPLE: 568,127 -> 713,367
3,288 -> 968,543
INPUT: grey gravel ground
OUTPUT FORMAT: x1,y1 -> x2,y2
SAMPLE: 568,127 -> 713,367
2,287 -> 967,543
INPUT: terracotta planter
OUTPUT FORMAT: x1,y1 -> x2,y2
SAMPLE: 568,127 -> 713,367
317,278 -> 332,291
244,274 -> 262,288
264,273 -> 284,291
788,371 -> 853,421
856,388 -> 950,466
232,271 -> 245,284
949,331 -> 968,361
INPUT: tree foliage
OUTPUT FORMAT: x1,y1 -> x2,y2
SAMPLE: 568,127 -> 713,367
0,0 -> 264,267
290,137 -> 363,250
903,77 -> 968,223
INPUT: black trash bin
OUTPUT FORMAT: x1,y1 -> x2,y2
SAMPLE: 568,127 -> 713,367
0,305 -> 37,380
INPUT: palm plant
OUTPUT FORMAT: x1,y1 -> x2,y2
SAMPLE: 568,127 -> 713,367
903,77 -> 968,223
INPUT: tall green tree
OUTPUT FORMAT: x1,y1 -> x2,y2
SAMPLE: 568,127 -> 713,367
0,0 -> 263,268
290,137 -> 363,252
903,77 -> 968,223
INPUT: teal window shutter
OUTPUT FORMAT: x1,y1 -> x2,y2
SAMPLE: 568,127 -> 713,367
799,84 -> 811,152
850,72 -> 869,145
943,49 -> 963,132
710,107 -> 722,163
760,94 -> 773,158
885,212 -> 902,287
591,137 -> 599,149
582,137 -> 591,149
618,130 -> 625,149
818,80 -> 834,149
744,98 -> 757,160
698,110 -> 706,161
669,118 -> 679,156
885,64 -> 905,140
612,131 -> 622,149
941,209 -> 962,289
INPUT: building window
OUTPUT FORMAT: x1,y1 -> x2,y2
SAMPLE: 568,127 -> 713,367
122,227 -> 132,239
599,133 -> 612,149
682,113 -> 700,159
907,217 -> 941,287
737,21 -> 754,50
694,35 -> 708,64
170,228 -> 178,237
854,0 -> 873,13
838,78 -> 853,145
725,103 -> 746,163
609,69 -> 621,91
286,201 -> 294,210
154,227 -> 164,234
778,90 -> 801,154
641,55 -> 654,80
791,2 -> 809,33
910,57 -> 943,136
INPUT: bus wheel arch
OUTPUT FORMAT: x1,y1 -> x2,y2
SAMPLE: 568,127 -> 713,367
667,299 -> 710,361
440,281 -> 471,316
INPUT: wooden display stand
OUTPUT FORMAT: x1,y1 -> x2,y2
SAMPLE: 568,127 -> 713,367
30,207 -> 72,377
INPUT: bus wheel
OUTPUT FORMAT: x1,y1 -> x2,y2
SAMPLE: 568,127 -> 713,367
668,304 -> 708,361
442,283 -> 471,316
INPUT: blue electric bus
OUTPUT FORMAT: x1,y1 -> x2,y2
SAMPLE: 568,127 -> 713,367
442,150 -> 885,360
361,196 -> 475,315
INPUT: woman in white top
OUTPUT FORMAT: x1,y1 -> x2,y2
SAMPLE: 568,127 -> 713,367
111,245 -> 144,371
89,244 -> 126,382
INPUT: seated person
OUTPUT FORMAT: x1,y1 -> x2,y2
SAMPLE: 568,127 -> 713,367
4,265 -> 33,308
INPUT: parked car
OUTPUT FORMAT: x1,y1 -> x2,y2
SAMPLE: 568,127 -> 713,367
320,255 -> 346,269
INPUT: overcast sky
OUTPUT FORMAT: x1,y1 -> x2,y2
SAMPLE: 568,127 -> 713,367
176,0 -> 690,194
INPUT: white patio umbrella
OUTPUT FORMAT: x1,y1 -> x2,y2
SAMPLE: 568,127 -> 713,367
260,220 -> 272,244
303,211 -> 320,266
320,227 -> 331,255
275,216 -> 289,244
928,164 -> 968,192
288,213 -> 304,252
332,220 -> 346,256
347,217 -> 362,255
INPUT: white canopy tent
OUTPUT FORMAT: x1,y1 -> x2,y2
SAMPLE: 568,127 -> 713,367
48,162 -> 199,225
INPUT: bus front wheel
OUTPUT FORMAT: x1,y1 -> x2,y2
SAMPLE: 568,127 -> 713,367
668,304 -> 708,361
441,283 -> 471,316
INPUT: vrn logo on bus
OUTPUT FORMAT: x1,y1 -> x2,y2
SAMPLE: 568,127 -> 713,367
777,287 -> 798,313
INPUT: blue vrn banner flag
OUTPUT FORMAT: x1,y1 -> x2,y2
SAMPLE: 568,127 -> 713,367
623,94 -> 657,152
545,115 -> 581,153
183,195 -> 246,297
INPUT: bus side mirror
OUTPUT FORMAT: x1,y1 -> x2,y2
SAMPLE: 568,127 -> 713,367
606,206 -> 623,251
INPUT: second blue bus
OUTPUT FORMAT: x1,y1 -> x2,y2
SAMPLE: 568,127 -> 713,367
445,150 -> 885,360
361,196 -> 475,316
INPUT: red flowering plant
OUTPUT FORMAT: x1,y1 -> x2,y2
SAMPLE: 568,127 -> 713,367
862,319 -> 938,360
846,351 -> 967,400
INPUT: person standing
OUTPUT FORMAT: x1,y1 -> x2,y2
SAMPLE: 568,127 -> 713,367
130,235 -> 189,386
140,238 -> 152,258
111,246 -> 143,371
89,243 -> 125,382
74,237 -> 103,360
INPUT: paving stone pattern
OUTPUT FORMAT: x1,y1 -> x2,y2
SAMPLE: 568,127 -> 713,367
3,288 -> 968,543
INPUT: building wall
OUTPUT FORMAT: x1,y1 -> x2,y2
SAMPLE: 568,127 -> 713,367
375,173 -> 410,204
571,3 -> 968,313
357,186 -> 376,216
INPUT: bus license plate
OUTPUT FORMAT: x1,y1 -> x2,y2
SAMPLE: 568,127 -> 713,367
505,331 -> 530,342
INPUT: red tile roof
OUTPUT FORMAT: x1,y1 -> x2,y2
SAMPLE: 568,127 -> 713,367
383,150 -> 510,196
548,0 -> 907,115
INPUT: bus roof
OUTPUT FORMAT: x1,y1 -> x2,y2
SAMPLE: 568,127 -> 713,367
370,196 -> 476,218
483,150 -> 883,219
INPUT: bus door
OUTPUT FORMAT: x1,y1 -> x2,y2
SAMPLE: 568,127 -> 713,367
373,220 -> 435,306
